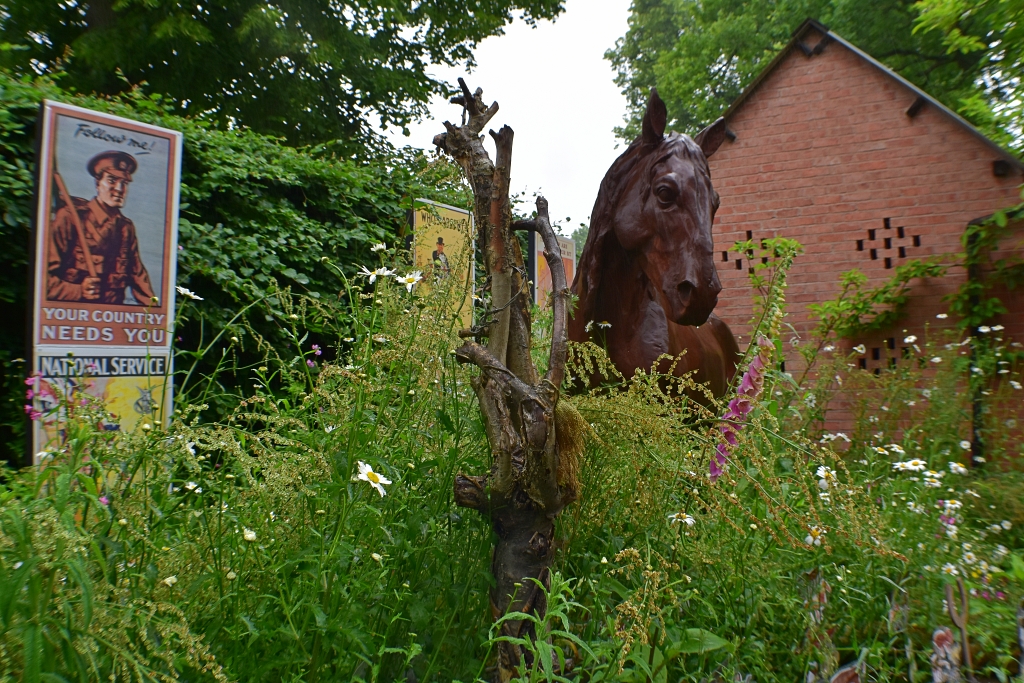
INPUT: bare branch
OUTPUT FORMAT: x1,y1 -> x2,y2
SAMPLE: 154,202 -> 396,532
512,219 -> 538,232
451,78 -> 499,135
453,341 -> 532,397
531,197 -> 569,389
454,474 -> 489,512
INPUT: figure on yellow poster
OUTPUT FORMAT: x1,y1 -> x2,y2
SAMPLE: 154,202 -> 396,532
410,200 -> 474,327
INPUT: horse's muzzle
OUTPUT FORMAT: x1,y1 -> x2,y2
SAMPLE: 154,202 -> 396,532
671,278 -> 721,326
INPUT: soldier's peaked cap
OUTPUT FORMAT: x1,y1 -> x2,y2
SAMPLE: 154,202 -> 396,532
87,150 -> 137,180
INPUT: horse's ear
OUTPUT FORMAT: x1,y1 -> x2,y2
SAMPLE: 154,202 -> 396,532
641,88 -> 667,145
694,117 -> 728,158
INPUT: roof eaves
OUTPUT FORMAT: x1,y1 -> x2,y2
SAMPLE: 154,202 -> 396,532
720,19 -> 1024,172
718,22 -> 816,122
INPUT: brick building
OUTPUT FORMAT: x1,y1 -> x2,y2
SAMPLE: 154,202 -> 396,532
708,19 -> 1024,427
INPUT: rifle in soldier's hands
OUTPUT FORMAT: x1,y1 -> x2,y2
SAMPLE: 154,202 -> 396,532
53,167 -> 101,299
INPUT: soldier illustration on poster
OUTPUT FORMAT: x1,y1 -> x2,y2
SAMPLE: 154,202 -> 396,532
47,150 -> 156,305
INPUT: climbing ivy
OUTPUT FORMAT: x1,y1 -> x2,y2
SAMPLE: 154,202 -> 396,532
807,259 -> 949,340
948,204 -> 1024,331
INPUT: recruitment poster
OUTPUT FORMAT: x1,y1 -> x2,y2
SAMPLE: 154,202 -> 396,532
409,199 -> 474,327
30,101 -> 182,460
530,232 -> 576,309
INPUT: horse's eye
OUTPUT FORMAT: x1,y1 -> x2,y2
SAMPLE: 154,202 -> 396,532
655,186 -> 677,204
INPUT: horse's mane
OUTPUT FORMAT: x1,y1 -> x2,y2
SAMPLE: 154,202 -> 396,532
572,132 -> 709,326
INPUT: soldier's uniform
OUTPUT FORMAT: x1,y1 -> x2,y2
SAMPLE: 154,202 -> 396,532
46,151 -> 155,305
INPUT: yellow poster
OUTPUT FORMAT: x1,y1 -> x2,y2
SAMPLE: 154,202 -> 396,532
410,199 -> 474,328
30,360 -> 171,454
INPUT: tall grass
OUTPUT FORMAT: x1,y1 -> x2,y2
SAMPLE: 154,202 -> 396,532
1,242 -> 1022,682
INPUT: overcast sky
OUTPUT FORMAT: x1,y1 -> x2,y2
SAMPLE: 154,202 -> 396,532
383,0 -> 633,236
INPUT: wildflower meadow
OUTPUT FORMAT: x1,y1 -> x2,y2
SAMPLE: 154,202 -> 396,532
1,232 -> 1022,682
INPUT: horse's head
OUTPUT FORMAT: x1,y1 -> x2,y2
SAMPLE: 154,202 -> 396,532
581,89 -> 728,327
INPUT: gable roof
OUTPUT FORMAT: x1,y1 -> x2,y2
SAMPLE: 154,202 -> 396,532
721,18 -> 1024,172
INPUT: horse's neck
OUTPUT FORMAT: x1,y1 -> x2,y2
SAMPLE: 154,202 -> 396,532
592,244 -> 667,345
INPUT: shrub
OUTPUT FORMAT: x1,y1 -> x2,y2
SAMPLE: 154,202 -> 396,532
0,70 -> 470,461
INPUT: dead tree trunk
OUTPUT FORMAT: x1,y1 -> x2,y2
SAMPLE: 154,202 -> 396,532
433,79 -> 578,679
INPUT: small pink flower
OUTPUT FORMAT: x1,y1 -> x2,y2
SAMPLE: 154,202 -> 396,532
312,344 -> 322,356
98,496 -> 109,505
711,335 -> 774,482
25,389 -> 33,400
306,359 -> 316,368
710,444 -> 728,480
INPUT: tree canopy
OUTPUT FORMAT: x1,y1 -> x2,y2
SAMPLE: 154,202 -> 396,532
915,0 -> 1024,153
606,0 -> 1010,149
0,0 -> 565,146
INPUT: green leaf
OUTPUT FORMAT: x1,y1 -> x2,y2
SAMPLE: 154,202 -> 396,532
675,628 -> 730,654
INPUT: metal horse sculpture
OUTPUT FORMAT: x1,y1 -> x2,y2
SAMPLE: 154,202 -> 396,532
569,89 -> 739,398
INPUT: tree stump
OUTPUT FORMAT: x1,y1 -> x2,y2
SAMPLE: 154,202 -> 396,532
434,79 -> 579,680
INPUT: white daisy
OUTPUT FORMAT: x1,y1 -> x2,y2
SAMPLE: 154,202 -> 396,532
358,265 -> 395,283
959,440 -> 971,450
805,526 -> 826,546
176,286 -> 204,301
395,271 -> 423,292
903,335 -> 917,343
357,461 -> 392,497
853,344 -> 866,354
942,563 -> 959,576
948,462 -> 968,475
370,243 -> 387,252
669,512 -> 696,526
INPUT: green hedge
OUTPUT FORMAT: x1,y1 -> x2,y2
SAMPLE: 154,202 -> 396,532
0,71 -> 468,463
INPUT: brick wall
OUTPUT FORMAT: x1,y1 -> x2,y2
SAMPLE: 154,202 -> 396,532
707,27 -> 1023,431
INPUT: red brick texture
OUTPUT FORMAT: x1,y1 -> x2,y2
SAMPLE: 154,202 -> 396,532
707,28 -> 1023,431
